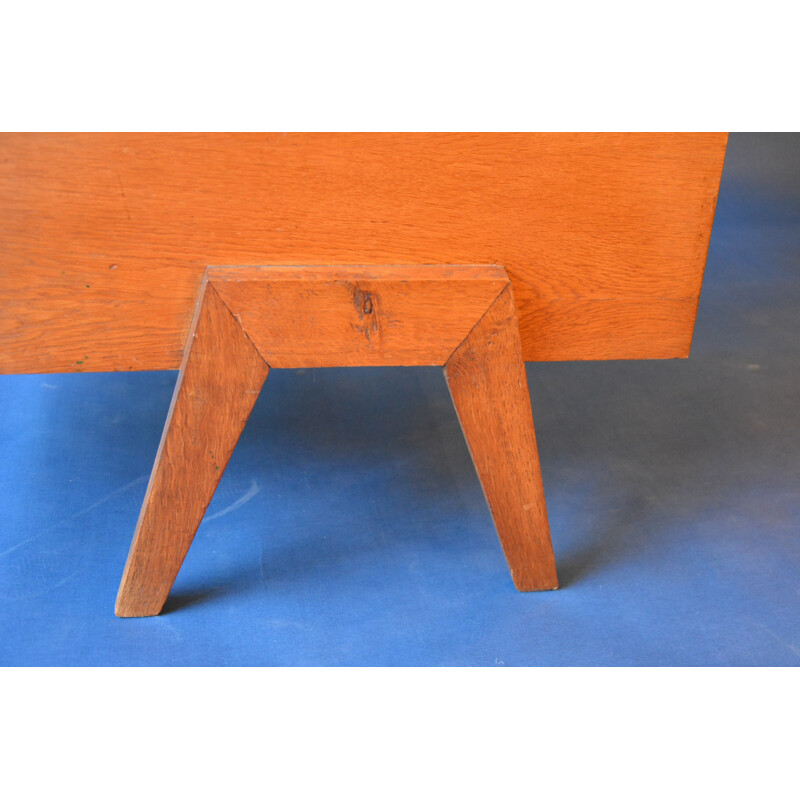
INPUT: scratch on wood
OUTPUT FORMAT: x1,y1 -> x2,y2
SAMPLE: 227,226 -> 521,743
114,169 -> 132,221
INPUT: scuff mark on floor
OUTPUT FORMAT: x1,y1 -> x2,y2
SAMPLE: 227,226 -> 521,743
0,474 -> 149,559
205,479 -> 260,522
757,623 -> 800,660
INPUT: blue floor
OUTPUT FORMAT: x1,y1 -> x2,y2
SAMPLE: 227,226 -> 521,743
1,133 -> 798,666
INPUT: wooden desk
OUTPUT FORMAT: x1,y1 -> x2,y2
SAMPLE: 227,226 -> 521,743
0,133 -> 727,614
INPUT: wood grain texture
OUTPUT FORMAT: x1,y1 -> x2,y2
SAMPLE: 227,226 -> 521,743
209,265 -> 508,367
445,285 -> 558,591
116,264 -> 557,615
519,297 -> 699,361
0,133 -> 727,373
115,278 -> 269,617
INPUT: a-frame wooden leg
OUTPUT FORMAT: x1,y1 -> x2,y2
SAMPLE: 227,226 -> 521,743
115,279 -> 269,617
116,265 -> 557,616
444,285 -> 558,591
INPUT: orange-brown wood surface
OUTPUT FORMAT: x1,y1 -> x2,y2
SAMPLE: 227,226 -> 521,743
116,265 -> 557,615
209,265 -> 509,367
115,277 -> 269,617
0,133 -> 727,373
445,285 -> 558,591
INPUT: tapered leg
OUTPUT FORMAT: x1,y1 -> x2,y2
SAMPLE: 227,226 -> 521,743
115,280 -> 270,617
444,285 -> 558,591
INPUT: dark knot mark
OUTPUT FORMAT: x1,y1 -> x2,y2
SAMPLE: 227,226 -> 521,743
351,285 -> 378,342
353,287 -> 374,318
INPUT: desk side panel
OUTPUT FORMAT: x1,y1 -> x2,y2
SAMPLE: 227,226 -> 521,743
0,133 -> 726,373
